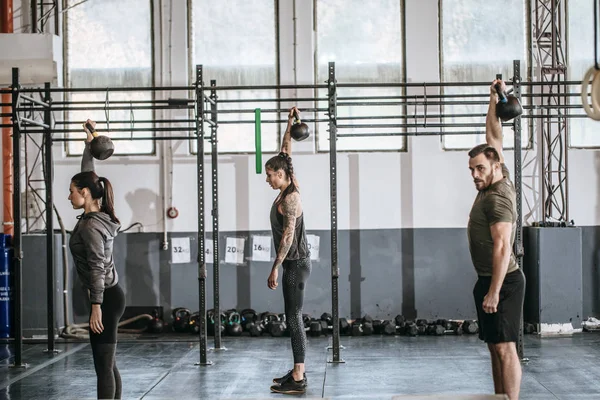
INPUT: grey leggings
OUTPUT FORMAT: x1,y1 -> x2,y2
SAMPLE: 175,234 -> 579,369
282,257 -> 311,364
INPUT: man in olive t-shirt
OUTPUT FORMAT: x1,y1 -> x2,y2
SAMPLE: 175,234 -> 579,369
468,164 -> 518,276
467,79 -> 525,400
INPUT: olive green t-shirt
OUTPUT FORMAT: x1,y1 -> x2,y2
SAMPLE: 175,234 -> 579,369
467,164 -> 518,277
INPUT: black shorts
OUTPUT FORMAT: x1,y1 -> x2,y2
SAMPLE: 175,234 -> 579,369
473,269 -> 525,344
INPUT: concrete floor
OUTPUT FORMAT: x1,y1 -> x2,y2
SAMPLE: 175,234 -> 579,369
0,334 -> 598,399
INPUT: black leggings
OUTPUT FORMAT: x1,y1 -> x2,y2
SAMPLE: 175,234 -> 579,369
282,257 -> 311,364
89,283 -> 126,399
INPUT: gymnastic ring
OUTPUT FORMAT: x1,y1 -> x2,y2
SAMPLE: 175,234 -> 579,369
581,67 -> 600,121
592,67 -> 600,117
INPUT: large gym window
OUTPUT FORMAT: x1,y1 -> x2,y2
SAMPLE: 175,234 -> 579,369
64,0 -> 155,156
189,0 -> 279,154
568,0 -> 597,148
440,0 -> 529,150
314,0 -> 406,152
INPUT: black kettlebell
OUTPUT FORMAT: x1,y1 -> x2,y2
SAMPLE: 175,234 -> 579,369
171,307 -> 191,333
206,309 -> 216,335
262,312 -> 286,337
290,110 -> 310,141
225,310 -> 243,336
494,81 -> 523,122
302,314 -> 312,329
206,310 -> 226,336
247,320 -> 264,337
85,121 -> 115,160
240,309 -> 258,332
189,312 -> 200,334
147,309 -> 164,333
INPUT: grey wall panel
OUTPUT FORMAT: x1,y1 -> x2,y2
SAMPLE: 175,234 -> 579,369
22,235 -> 50,336
22,234 -> 66,336
413,229 -> 478,320
356,230 -> 403,320
121,234 -> 162,307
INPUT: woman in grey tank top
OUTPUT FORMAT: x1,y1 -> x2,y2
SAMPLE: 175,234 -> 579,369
266,107 -> 311,395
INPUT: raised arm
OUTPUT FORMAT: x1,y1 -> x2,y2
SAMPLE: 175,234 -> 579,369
486,80 -> 505,164
81,119 -> 96,172
280,107 -> 299,156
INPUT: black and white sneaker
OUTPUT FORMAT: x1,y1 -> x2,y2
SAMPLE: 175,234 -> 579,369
272,370 -> 307,384
270,377 -> 307,395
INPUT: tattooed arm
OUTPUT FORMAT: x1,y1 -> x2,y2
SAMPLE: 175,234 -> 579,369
280,107 -> 299,156
267,192 -> 301,290
274,192 -> 300,268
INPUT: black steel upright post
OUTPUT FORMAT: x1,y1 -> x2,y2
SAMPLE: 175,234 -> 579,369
512,60 -> 527,361
210,80 -> 224,350
10,68 -> 25,368
39,1 -> 44,32
43,82 -> 58,354
327,62 -> 343,364
195,65 -> 211,366
31,0 -> 38,33
512,62 -> 523,270
54,0 -> 59,36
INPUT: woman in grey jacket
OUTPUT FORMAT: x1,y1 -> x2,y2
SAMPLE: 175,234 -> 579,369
68,119 -> 125,400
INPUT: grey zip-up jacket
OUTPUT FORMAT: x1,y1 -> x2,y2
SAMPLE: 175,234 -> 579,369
68,141 -> 120,304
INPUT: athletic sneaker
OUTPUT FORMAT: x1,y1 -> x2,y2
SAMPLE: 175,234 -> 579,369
272,370 -> 307,384
270,377 -> 307,395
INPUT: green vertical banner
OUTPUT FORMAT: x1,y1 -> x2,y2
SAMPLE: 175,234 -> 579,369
255,108 -> 262,174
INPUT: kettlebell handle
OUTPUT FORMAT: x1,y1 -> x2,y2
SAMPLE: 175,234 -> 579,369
84,121 -> 100,138
173,307 -> 191,317
292,109 -> 301,124
228,311 -> 241,324
493,84 -> 508,104
493,74 -> 508,104
263,312 -> 279,323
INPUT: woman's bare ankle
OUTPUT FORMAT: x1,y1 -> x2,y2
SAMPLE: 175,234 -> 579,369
292,364 -> 305,380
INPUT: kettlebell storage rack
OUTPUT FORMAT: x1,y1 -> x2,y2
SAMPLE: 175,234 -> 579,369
0,61 -> 587,367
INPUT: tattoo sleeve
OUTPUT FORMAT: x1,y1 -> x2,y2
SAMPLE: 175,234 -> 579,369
281,126 -> 292,156
275,193 -> 298,265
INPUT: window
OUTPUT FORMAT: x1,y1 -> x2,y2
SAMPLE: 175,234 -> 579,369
65,0 -> 154,156
440,0 -> 528,150
568,0 -> 597,147
190,0 -> 278,154
315,0 -> 405,152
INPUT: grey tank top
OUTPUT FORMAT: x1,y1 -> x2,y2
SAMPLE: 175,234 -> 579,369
270,199 -> 310,261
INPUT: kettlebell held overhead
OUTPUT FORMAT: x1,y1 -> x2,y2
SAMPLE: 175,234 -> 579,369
290,109 -> 310,141
84,120 -> 115,160
494,80 -> 523,122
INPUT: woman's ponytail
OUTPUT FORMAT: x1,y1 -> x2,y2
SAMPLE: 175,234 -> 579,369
98,177 -> 120,224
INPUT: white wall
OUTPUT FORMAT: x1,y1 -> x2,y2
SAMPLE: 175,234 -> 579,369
5,0 -> 600,234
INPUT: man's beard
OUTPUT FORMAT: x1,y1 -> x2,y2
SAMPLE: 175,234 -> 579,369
474,173 -> 494,191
